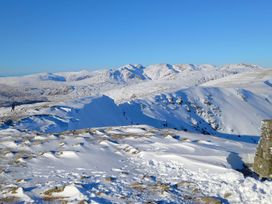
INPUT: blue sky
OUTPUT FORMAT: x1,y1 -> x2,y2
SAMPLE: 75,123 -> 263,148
0,0 -> 272,75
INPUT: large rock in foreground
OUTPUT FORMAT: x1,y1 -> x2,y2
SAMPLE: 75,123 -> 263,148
253,120 -> 272,178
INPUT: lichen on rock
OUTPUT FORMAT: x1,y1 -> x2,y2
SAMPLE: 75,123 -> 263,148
253,120 -> 272,178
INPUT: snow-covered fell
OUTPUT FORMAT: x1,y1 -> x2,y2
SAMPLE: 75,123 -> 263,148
0,63 -> 271,203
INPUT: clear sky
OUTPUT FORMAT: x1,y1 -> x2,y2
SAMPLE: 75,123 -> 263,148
0,0 -> 272,75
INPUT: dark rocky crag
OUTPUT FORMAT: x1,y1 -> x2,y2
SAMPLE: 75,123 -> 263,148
253,120 -> 272,178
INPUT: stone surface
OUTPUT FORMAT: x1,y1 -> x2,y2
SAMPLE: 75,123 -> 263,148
253,120 -> 272,178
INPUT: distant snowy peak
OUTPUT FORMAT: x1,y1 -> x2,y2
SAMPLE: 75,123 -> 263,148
49,70 -> 110,83
35,70 -> 94,82
143,63 -> 262,80
109,64 -> 148,82
173,64 -> 216,72
220,63 -> 263,73
143,64 -> 178,80
39,73 -> 66,82
118,64 -> 145,70
60,70 -> 92,81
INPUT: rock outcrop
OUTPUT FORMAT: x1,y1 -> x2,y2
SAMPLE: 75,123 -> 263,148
253,120 -> 272,178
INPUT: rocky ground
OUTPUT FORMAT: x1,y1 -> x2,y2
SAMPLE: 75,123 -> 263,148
1,126 -> 271,203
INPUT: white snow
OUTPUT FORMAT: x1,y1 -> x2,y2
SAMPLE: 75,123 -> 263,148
0,125 -> 271,203
0,63 -> 271,203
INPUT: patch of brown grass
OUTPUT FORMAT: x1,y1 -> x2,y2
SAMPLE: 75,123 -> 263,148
194,196 -> 222,204
43,186 -> 65,196
223,192 -> 232,199
130,182 -> 170,193
0,196 -> 18,203
130,182 -> 146,191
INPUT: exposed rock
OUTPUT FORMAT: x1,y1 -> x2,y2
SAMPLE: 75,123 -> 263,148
253,120 -> 272,178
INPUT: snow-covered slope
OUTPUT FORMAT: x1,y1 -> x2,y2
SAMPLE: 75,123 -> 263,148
7,95 -> 129,133
120,85 -> 271,139
1,125 -> 271,203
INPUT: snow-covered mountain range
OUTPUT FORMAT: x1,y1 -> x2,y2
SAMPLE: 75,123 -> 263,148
0,63 -> 271,203
0,63 -> 263,107
0,63 -> 270,137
